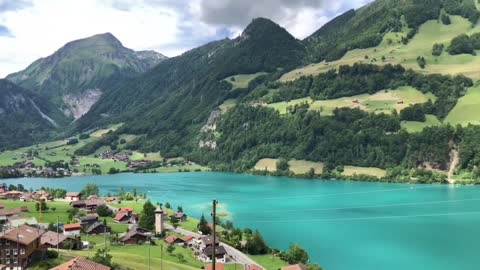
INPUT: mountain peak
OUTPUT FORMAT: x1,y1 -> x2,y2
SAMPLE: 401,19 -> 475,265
242,17 -> 285,37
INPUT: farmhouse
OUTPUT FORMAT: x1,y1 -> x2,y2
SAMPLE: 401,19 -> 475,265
164,235 -> 185,245
78,214 -> 99,227
63,224 -> 81,237
51,257 -> 111,270
19,193 -> 32,202
86,222 -> 110,235
114,209 -> 138,224
171,212 -> 187,222
0,208 -> 21,221
0,225 -> 45,269
40,231 -> 78,250
200,245 -> 228,263
119,226 -> 149,245
70,200 -> 86,209
65,192 -> 82,201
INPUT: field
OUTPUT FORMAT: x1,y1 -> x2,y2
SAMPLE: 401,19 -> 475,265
281,15 -> 480,81
342,166 -> 387,178
268,87 -> 435,116
287,160 -> 324,174
248,255 -> 288,270
445,85 -> 480,126
401,114 -> 441,133
224,72 -> 268,90
254,158 -> 279,172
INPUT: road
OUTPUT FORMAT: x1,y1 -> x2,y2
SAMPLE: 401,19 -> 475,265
165,224 -> 263,268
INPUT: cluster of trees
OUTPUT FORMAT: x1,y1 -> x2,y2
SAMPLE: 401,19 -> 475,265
80,183 -> 99,199
432,43 -> 445,56
251,64 -> 472,120
448,33 -> 480,55
193,105 -> 462,179
41,187 -> 67,198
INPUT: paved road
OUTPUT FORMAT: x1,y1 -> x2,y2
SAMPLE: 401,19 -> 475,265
165,224 -> 263,268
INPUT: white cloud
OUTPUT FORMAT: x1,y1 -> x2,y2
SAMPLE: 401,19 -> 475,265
0,0 -> 374,78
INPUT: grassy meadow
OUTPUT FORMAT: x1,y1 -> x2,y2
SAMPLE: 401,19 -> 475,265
342,166 -> 387,178
268,86 -> 435,116
281,15 -> 480,82
224,72 -> 268,89
401,114 -> 442,133
445,85 -> 480,126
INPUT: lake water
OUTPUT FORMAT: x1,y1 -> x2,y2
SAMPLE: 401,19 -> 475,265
4,172 -> 480,270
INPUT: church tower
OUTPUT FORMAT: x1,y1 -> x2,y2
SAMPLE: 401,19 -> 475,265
155,205 -> 165,234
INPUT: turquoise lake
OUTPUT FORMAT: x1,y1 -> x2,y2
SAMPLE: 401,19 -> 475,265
4,172 -> 480,270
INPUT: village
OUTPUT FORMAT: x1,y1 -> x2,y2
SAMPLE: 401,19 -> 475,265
0,184 -> 307,270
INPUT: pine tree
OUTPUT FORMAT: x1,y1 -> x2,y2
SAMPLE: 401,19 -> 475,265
197,214 -> 211,235
138,200 -> 156,230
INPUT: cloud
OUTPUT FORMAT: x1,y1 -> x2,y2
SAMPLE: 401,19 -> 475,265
0,25 -> 12,37
0,0 -> 374,77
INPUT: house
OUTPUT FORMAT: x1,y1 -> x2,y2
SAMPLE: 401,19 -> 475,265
281,264 -> 307,270
19,193 -> 32,202
119,226 -> 150,245
65,192 -> 82,202
0,225 -> 45,269
7,216 -> 38,228
70,200 -> 86,209
114,210 -> 137,224
3,191 -> 23,200
105,197 -> 121,204
183,235 -> 195,245
78,214 -> 99,227
85,199 -> 105,212
248,265 -> 263,270
40,231 -> 77,250
199,235 -> 219,249
164,235 -> 185,245
0,208 -> 21,222
63,224 -> 81,237
86,222 -> 110,235
32,190 -> 53,201
51,257 -> 111,270
171,212 -> 187,222
200,245 -> 228,263
205,263 -> 225,270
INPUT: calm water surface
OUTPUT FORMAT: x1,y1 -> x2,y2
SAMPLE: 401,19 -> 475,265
4,172 -> 480,270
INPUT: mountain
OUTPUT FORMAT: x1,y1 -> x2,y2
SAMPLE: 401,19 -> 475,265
304,0 -> 479,62
0,79 -> 68,150
6,33 -> 167,119
73,18 -> 306,155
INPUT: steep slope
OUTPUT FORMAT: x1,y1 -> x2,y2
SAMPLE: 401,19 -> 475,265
74,18 -> 306,156
304,0 -> 479,62
6,33 -> 167,119
0,80 -> 68,150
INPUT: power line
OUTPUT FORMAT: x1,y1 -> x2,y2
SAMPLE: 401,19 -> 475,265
226,185 -> 448,202
234,211 -> 480,224
229,198 -> 480,215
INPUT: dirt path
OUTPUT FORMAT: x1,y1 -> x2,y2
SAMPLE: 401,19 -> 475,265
448,149 -> 459,184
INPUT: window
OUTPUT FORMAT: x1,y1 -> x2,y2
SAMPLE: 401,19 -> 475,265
13,258 -> 17,264
5,240 -> 9,245
5,249 -> 10,256
12,249 -> 17,255
20,249 -> 25,255
5,258 -> 9,265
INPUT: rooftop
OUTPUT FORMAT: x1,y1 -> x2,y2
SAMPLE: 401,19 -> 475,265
1,225 -> 44,245
41,231 -> 68,246
51,257 -> 111,270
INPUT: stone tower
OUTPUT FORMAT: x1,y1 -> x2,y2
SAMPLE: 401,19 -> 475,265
155,205 -> 165,234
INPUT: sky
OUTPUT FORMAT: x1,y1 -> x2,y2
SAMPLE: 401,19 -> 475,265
0,0 -> 373,78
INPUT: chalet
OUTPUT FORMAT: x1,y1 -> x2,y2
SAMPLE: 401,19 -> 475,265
7,216 -> 38,228
3,191 -> 23,200
32,190 -> 53,201
85,199 -> 105,212
119,227 -> 149,245
65,192 -> 82,202
70,200 -> 86,209
51,257 -> 111,270
0,225 -> 45,269
205,263 -> 225,270
0,208 -> 21,221
19,193 -> 32,202
40,231 -> 78,250
114,210 -> 137,224
164,235 -> 185,245
281,265 -> 307,270
86,222 -> 110,235
200,245 -> 228,263
78,214 -> 99,227
171,212 -> 187,222
63,224 -> 81,237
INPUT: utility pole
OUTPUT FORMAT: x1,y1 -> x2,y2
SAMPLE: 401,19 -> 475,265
161,244 -> 163,270
56,216 -> 59,253
212,199 -> 218,270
